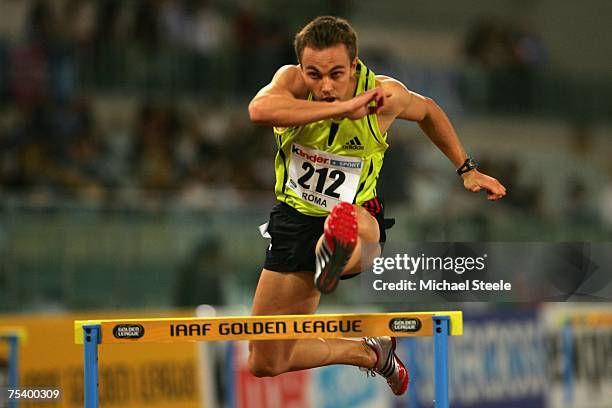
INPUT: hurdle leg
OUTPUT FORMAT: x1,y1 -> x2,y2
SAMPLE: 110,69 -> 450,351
83,325 -> 101,408
433,316 -> 450,408
8,335 -> 19,408
562,321 -> 573,405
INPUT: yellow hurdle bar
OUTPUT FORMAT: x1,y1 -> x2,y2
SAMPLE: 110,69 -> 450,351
0,327 -> 28,343
569,312 -> 612,327
75,311 -> 462,344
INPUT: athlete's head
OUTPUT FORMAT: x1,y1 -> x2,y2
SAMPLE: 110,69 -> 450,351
294,16 -> 358,102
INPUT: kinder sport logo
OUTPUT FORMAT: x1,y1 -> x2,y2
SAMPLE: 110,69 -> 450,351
291,145 -> 330,164
113,324 -> 145,339
388,318 -> 421,333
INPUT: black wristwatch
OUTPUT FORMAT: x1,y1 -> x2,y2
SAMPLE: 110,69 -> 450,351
456,157 -> 477,175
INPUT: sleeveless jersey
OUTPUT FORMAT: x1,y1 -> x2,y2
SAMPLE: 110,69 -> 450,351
272,60 -> 389,216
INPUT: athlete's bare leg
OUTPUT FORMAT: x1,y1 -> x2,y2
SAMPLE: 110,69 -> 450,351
248,205 -> 380,377
248,270 -> 376,377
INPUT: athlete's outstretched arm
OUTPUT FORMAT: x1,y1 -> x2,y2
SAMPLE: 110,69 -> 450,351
381,79 -> 506,201
248,65 -> 385,127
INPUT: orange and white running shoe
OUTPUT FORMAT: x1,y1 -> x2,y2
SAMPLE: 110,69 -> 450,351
314,202 -> 358,294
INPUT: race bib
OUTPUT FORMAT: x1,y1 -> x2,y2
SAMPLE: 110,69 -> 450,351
287,143 -> 363,211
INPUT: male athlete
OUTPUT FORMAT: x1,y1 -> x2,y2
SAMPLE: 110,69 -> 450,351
247,16 -> 505,395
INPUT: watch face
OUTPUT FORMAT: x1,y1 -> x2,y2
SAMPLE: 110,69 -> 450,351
457,158 -> 477,175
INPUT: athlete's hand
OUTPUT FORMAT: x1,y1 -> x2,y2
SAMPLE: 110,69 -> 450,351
461,170 -> 507,201
342,87 -> 388,120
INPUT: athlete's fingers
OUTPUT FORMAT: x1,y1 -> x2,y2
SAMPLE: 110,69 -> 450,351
360,88 -> 382,114
354,88 -> 375,104
482,179 -> 506,200
371,87 -> 384,100
373,88 -> 387,113
369,98 -> 383,114
354,87 -> 387,116
484,179 -> 506,196
487,190 -> 505,200
361,90 -> 380,111
366,87 -> 382,100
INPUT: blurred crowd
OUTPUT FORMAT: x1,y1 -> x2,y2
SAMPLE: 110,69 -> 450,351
0,0 -> 610,233
0,0 -> 347,99
461,15 -> 547,113
0,96 -> 280,207
0,0 -> 308,207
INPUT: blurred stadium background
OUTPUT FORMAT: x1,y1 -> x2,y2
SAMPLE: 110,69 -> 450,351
0,0 -> 611,407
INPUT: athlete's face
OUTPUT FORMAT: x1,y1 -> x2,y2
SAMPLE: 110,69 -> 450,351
300,44 -> 357,102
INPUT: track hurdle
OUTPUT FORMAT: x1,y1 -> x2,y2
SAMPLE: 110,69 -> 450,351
75,311 -> 463,408
0,328 -> 26,408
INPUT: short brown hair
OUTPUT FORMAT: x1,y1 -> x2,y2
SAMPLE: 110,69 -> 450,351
294,16 -> 358,63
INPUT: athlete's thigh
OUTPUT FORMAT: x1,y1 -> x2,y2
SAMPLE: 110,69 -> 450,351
251,269 -> 320,315
354,204 -> 380,243
250,269 -> 320,360
346,205 -> 381,273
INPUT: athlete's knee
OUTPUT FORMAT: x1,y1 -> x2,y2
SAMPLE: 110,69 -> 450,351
247,346 -> 288,377
247,355 -> 286,378
353,205 -> 379,242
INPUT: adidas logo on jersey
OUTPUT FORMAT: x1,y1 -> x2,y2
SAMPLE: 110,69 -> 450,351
343,136 -> 365,150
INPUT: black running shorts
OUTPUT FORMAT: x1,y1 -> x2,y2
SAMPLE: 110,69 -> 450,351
262,198 -> 393,273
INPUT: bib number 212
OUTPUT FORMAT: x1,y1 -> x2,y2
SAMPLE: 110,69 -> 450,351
297,162 -> 345,198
